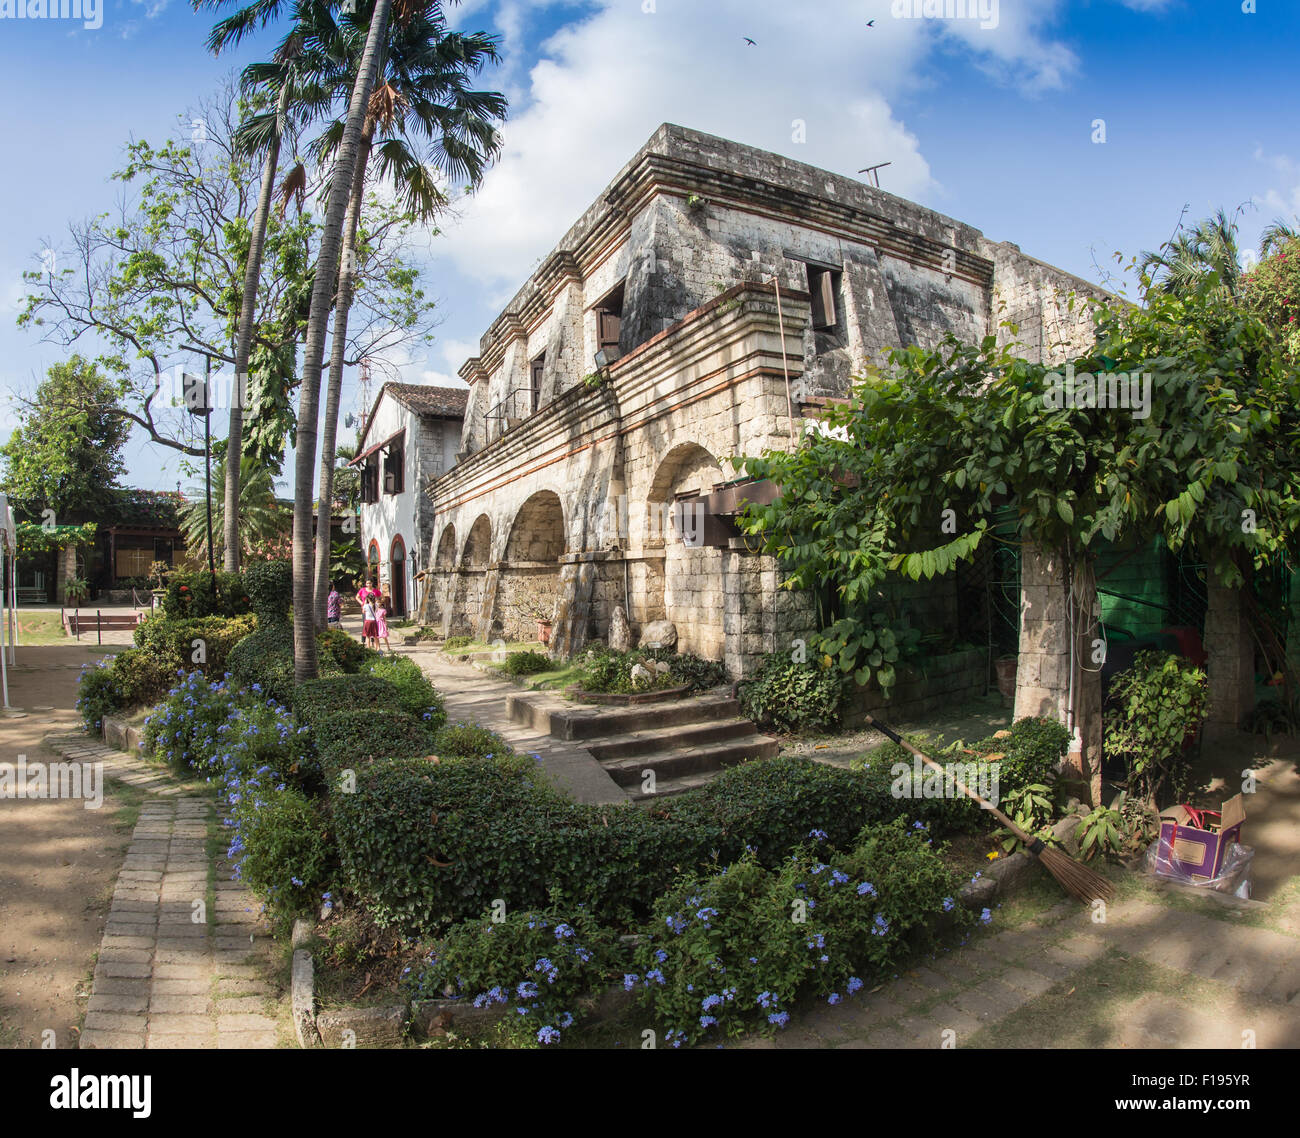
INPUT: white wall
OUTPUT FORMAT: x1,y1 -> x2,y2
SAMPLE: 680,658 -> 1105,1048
358,394 -> 419,614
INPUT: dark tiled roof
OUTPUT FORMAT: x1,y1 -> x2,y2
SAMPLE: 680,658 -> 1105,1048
383,383 -> 468,420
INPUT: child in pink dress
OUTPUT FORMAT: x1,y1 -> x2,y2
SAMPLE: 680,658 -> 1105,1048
376,594 -> 392,653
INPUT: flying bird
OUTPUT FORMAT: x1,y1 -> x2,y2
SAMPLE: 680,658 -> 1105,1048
744,37 -> 756,45
866,19 -> 875,26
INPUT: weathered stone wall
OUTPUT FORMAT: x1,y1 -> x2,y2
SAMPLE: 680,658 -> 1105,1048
416,124 -> 1113,676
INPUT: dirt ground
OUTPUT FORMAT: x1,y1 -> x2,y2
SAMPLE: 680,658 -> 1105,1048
0,644 -> 135,1049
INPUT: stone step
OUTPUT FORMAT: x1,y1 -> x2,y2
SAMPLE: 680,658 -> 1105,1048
630,770 -> 719,802
507,688 -> 741,741
601,736 -> 780,788
584,716 -> 760,761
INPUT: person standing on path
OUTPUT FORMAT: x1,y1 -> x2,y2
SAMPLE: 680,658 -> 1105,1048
376,593 -> 392,653
326,584 -> 342,630
361,593 -> 379,649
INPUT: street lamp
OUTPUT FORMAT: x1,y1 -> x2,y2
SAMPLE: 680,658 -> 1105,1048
180,346 -> 218,592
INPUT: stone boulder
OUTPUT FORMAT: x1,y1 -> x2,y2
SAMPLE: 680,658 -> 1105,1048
630,663 -> 655,687
608,605 -> 632,653
639,620 -> 677,651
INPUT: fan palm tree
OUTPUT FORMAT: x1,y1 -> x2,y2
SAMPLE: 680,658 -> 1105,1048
1139,208 -> 1248,299
181,454 -> 289,563
307,6 -> 505,622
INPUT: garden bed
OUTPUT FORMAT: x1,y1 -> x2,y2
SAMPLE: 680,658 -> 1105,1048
565,683 -> 691,705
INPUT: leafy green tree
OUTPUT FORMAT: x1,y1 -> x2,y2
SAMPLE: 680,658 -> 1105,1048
1139,207 -> 1248,300
1242,236 -> 1300,366
0,356 -> 130,518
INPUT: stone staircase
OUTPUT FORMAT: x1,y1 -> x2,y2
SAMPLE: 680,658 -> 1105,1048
505,687 -> 779,800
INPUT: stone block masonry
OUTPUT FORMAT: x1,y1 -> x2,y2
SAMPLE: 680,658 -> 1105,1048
416,123 -> 1111,677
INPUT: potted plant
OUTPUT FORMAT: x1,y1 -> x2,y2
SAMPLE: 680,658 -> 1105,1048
65,576 -> 90,607
509,576 -> 558,645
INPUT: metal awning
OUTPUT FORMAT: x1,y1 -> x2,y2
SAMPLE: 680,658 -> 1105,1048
349,428 -> 405,466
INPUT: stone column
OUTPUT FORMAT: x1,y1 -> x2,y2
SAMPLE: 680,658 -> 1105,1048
722,547 -> 815,681
1013,541 -> 1103,805
56,543 -> 78,603
1204,577 -> 1254,740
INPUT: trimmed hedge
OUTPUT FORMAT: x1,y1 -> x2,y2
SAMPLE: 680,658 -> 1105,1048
293,674 -> 402,728
311,708 -> 437,782
366,656 -> 447,727
243,559 -> 292,622
133,613 -> 256,677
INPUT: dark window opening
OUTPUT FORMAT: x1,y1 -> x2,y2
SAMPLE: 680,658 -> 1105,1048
530,353 -> 545,413
806,265 -> 842,331
383,440 -> 404,495
361,454 -> 380,504
595,282 -> 625,359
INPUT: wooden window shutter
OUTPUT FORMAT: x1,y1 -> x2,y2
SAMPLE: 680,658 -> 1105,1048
809,268 -> 836,330
599,311 -> 621,352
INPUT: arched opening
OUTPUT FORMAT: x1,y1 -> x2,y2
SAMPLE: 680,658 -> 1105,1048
501,491 -> 566,642
646,443 -> 725,660
450,514 -> 492,637
366,539 -> 381,589
424,523 -> 457,630
389,535 -> 407,617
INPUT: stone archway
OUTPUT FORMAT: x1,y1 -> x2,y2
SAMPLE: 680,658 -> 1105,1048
450,514 -> 492,638
500,491 -> 566,643
646,442 -> 725,660
426,523 -> 456,631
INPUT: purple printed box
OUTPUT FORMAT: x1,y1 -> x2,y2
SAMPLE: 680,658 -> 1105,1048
1153,794 -> 1246,883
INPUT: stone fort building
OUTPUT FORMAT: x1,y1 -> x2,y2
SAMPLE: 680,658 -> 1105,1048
416,123 -> 1103,679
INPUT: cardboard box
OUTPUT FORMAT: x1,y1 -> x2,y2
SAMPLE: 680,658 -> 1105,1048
1153,794 -> 1246,883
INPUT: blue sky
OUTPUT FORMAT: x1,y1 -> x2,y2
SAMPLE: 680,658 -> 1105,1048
2,0 -> 1298,493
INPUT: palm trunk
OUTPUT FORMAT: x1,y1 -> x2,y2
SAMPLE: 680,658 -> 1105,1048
312,122 -> 374,627
292,0 -> 392,682
225,79 -> 292,574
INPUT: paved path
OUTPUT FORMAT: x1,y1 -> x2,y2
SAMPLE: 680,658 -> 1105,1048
740,886 -> 1300,1049
44,736 -> 285,1049
405,648 -> 627,805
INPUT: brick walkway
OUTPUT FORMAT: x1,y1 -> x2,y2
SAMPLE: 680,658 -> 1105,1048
739,889 -> 1300,1049
44,736 -> 285,1049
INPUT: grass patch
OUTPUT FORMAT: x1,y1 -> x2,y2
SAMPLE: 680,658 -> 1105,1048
10,610 -> 70,645
106,780 -> 147,835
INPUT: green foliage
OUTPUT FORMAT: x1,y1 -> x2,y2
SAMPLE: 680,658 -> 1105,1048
499,649 -> 553,676
180,455 -> 289,566
632,821 -> 969,1046
407,907 -> 618,1047
849,737 -> 985,837
644,648 -> 727,692
142,671 -> 244,773
292,673 -> 401,727
968,716 -> 1072,796
227,623 -> 298,704
134,613 -> 257,677
1242,236 -> 1300,365
160,570 -> 251,619
231,785 -> 333,926
317,627 -> 376,673
444,635 -> 474,650
430,722 -> 515,762
77,656 -> 128,732
574,647 -> 676,694
1104,650 -> 1208,806
0,356 -> 129,516
242,559 -> 293,624
13,520 -> 97,556
311,708 -> 437,782
736,652 -> 847,734
991,784 -> 1058,854
367,655 -> 447,726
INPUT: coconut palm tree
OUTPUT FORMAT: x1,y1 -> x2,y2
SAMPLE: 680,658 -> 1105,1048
1139,208 -> 1248,299
306,6 -> 505,622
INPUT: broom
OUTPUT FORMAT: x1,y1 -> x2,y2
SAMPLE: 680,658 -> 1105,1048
864,715 -> 1114,904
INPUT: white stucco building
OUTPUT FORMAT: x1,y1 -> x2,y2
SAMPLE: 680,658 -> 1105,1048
352,383 -> 466,617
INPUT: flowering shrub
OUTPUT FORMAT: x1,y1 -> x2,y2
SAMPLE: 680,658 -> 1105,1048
632,819 -> 969,1047
77,656 -> 125,731
407,907 -> 617,1047
142,671 -> 243,773
133,614 -> 256,680
226,780 -> 333,925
